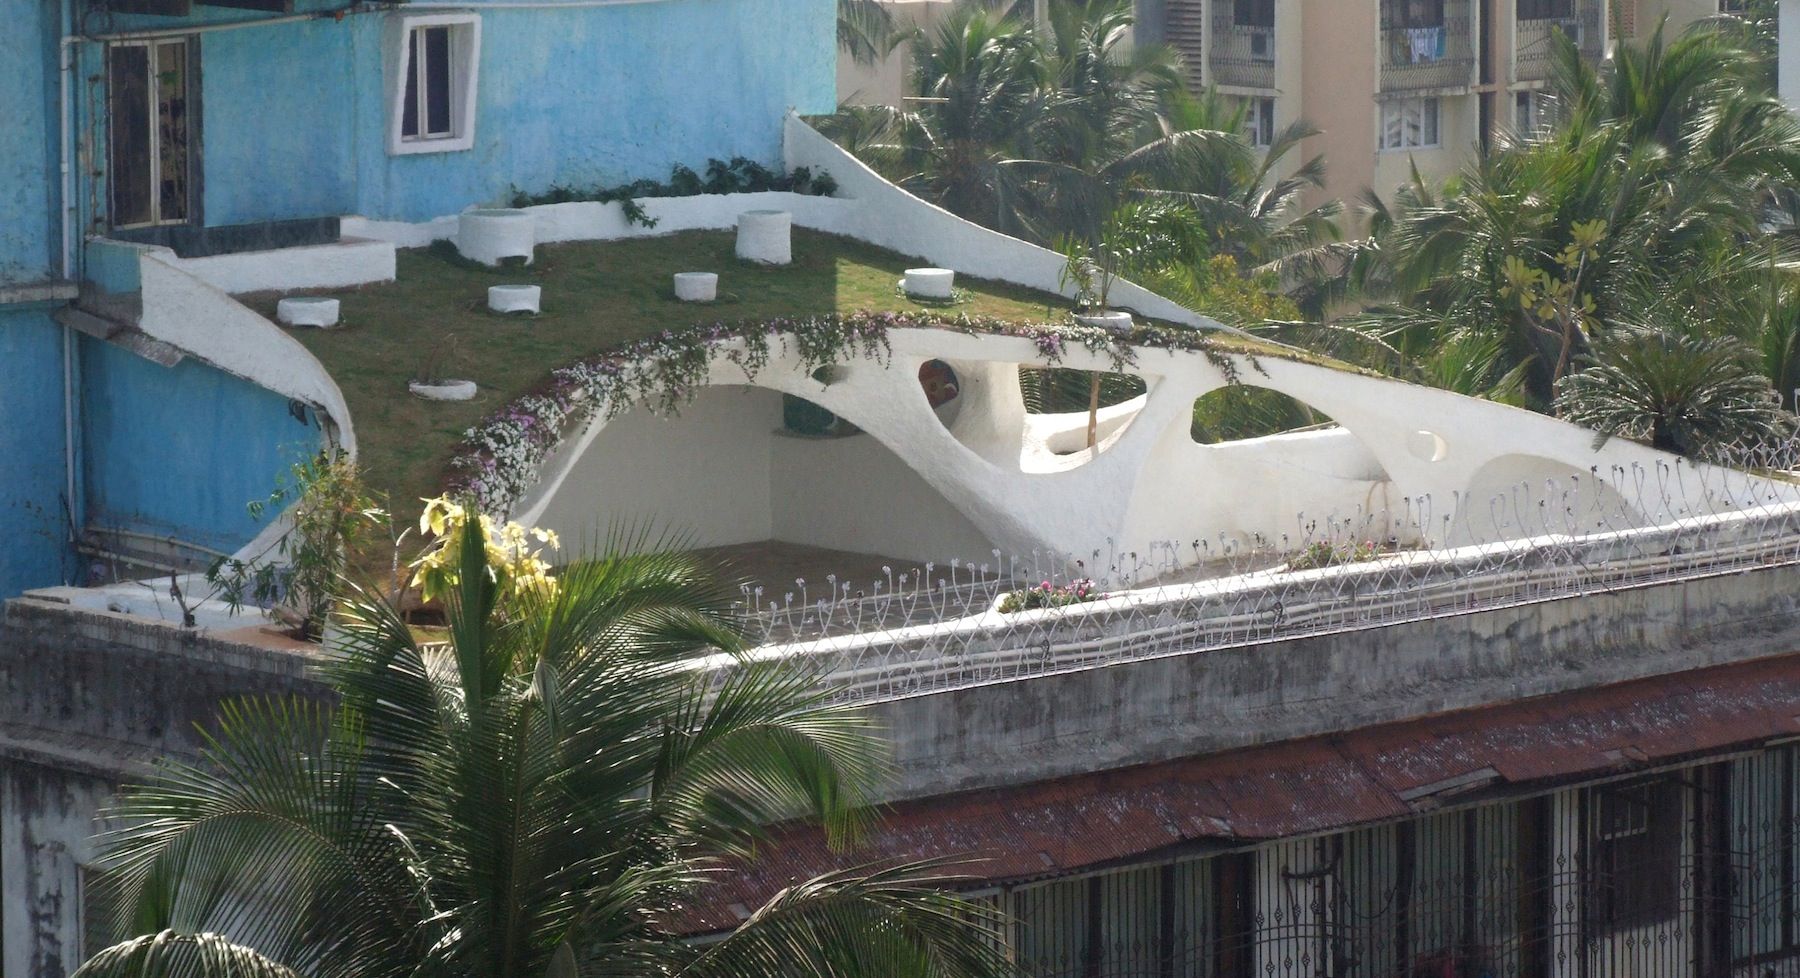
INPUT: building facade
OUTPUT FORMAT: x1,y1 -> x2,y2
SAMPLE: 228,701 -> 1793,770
0,0 -> 835,599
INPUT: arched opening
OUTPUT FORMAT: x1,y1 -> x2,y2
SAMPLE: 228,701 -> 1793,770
1017,366 -> 1150,464
1456,455 -> 1641,544
529,385 -> 999,594
1190,386 -> 1332,444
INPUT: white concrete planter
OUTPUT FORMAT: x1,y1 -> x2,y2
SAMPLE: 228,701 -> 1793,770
276,296 -> 341,328
673,271 -> 719,302
1075,310 -> 1134,332
903,267 -> 955,299
457,209 -> 536,267
488,284 -> 541,314
735,209 -> 792,265
409,379 -> 479,401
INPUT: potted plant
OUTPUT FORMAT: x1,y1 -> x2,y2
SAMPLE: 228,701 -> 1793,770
409,334 -> 479,401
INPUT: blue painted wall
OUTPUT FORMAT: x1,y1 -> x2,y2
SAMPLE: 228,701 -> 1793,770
1,0 -> 57,284
79,0 -> 836,228
80,337 -> 321,555
0,309 -> 73,595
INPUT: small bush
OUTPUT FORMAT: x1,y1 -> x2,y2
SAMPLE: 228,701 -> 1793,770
1285,539 -> 1385,572
509,158 -> 837,225
997,578 -> 1102,613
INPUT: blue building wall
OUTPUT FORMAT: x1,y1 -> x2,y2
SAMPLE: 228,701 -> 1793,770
0,308 -> 74,596
79,337 -> 321,556
1,0 -> 57,283
80,0 -> 836,228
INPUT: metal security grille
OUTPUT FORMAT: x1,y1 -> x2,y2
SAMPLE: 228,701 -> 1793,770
1002,752 -> 1800,978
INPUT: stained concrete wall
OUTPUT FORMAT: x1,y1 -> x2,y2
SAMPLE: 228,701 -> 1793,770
0,598 -> 326,978
869,561 -> 1800,801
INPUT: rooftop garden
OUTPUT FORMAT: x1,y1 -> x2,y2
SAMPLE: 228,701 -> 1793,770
253,228 -> 1311,527
253,230 -> 1058,522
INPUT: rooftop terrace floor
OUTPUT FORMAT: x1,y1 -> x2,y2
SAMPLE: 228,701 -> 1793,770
249,230 -> 1074,529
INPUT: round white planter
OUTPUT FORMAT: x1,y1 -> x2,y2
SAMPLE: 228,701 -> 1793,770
673,271 -> 719,302
409,379 -> 479,402
903,267 -> 956,299
1075,310 -> 1134,332
488,284 -> 542,314
735,210 -> 792,265
457,209 -> 536,267
276,296 -> 340,328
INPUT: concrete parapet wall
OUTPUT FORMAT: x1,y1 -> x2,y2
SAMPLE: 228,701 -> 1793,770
868,562 -> 1800,801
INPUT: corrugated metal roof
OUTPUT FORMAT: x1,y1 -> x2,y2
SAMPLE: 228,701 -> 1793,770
677,653 -> 1800,934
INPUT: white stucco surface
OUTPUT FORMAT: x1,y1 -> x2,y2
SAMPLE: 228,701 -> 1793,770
164,237 -> 396,295
512,326 -> 1794,569
135,247 -> 357,457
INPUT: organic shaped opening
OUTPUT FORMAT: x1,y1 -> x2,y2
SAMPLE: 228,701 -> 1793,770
1190,386 -> 1334,444
782,360 -> 963,438
1021,367 -> 1147,457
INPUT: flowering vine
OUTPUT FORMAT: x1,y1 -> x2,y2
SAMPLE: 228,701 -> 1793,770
446,310 -> 1254,514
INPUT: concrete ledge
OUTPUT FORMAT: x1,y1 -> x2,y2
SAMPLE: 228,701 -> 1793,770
0,280 -> 78,305
164,236 -> 397,295
870,562 -> 1800,801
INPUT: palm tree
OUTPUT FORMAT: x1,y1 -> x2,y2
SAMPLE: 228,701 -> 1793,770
1554,328 -> 1790,459
1350,21 -> 1800,406
73,503 -> 1013,978
840,0 -> 901,68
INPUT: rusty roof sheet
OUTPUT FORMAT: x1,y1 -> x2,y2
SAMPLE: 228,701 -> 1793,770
677,653 -> 1800,934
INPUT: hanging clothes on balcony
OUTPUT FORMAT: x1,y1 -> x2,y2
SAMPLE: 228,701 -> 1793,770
1406,25 -> 1445,63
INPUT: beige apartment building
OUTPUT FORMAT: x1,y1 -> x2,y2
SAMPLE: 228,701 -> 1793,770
839,0 -> 1740,214
1156,0 -> 1738,208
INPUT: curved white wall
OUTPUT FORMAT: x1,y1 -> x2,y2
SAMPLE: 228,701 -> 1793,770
530,384 -> 995,563
512,326 -> 1797,572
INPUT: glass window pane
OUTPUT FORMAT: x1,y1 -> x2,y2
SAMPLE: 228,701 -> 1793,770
108,45 -> 153,226
1423,98 -> 1439,144
402,30 -> 421,137
155,41 -> 188,222
425,26 -> 453,136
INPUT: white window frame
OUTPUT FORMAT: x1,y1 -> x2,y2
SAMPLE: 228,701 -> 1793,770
1379,96 -> 1441,151
1244,96 -> 1275,148
385,12 -> 481,156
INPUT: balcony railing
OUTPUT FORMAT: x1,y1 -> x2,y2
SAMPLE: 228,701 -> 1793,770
1380,17 -> 1476,92
1515,1 -> 1604,82
1208,15 -> 1276,91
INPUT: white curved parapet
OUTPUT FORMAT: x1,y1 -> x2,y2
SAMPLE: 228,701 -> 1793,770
673,272 -> 718,302
735,209 -> 793,265
457,208 -> 536,266
488,284 -> 541,314
903,267 -> 955,299
134,246 -> 356,458
509,324 -> 1799,571
781,112 -> 1244,335
276,296 -> 341,328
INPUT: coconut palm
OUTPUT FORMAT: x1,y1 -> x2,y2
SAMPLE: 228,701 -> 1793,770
72,504 -> 1013,978
840,0 -> 901,67
1351,20 -> 1800,406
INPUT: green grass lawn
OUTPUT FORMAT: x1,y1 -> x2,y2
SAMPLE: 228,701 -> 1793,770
251,229 -> 1074,524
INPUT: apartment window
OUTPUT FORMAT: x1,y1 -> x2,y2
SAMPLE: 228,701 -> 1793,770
387,14 -> 481,155
107,38 -> 193,228
1518,0 -> 1574,19
1381,97 -> 1440,149
1233,0 -> 1274,28
1244,96 -> 1275,147
1586,779 -> 1684,933
1514,90 -> 1550,133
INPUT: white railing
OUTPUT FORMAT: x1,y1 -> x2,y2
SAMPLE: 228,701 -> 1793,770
731,446 -> 1800,703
